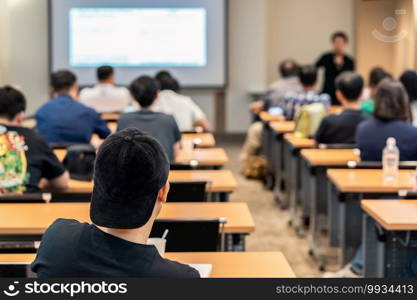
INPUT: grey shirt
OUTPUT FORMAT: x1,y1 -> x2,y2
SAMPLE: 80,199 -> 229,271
117,110 -> 181,161
264,76 -> 303,109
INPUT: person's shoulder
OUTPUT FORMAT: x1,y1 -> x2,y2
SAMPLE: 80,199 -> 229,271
36,99 -> 54,114
153,257 -> 200,278
43,219 -> 85,239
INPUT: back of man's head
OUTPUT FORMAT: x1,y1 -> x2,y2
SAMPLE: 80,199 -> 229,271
0,86 -> 27,121
369,67 -> 391,88
155,70 -> 173,82
51,70 -> 77,94
335,72 -> 364,102
90,128 -> 170,229
279,59 -> 299,78
129,76 -> 160,108
157,76 -> 180,93
298,65 -> 317,87
97,66 -> 114,82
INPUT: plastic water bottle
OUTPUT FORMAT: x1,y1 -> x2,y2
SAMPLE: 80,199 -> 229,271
383,137 -> 399,181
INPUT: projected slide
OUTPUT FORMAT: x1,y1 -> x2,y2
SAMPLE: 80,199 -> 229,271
69,8 -> 207,67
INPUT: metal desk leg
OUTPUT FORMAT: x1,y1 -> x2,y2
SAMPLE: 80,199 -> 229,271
363,213 -> 386,278
225,234 -> 246,252
328,182 -> 341,248
218,192 -> 230,203
339,193 -> 362,266
273,134 -> 287,208
308,166 -> 327,270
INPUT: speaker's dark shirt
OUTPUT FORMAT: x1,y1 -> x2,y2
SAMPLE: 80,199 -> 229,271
31,219 -> 199,278
316,52 -> 355,104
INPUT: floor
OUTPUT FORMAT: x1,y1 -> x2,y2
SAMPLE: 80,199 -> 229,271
218,135 -> 325,278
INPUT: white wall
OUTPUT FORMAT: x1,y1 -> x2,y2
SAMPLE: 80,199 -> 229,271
1,0 -> 49,115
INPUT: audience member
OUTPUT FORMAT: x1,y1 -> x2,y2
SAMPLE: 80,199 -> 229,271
32,128 -> 199,278
315,72 -> 367,144
399,70 -> 417,126
283,65 -> 331,121
36,70 -> 111,144
79,66 -> 132,113
0,86 -> 69,193
117,76 -> 181,161
360,67 -> 392,115
153,73 -> 209,132
356,78 -> 417,161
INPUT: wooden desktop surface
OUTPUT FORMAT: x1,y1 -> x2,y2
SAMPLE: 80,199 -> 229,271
92,122 -> 216,148
301,149 -> 360,166
0,252 -> 295,278
0,202 -> 254,235
259,112 -> 284,122
54,148 -> 228,167
283,134 -> 316,149
48,170 -> 237,194
361,200 -> 417,231
327,169 -> 416,193
101,113 -> 120,122
269,121 -> 295,134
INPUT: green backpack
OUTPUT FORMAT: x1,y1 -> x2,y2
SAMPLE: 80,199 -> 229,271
294,103 -> 327,138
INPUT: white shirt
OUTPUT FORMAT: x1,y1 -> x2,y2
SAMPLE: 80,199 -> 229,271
152,90 -> 206,132
79,83 -> 131,113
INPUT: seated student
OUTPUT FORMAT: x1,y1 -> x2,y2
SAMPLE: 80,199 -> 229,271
360,67 -> 392,115
117,76 -> 181,162
283,65 -> 331,121
36,70 -> 111,144
325,79 -> 417,278
153,72 -> 210,132
356,78 -> 417,161
79,66 -> 132,113
240,60 -> 301,162
0,86 -> 69,193
315,72 -> 368,144
32,128 -> 199,278
249,59 -> 302,114
399,70 -> 417,126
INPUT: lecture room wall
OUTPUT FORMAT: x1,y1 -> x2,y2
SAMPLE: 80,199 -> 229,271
0,0 -> 356,133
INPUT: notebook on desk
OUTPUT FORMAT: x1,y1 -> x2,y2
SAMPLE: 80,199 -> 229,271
189,264 -> 212,278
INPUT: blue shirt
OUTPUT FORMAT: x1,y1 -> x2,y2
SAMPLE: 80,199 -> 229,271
283,91 -> 331,120
36,95 -> 111,144
356,117 -> 417,161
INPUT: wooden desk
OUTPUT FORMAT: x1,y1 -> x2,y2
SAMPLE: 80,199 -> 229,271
329,106 -> 343,115
301,149 -> 360,167
327,169 -> 416,193
0,252 -> 295,278
327,169 -> 416,266
0,202 -> 254,235
259,111 -> 284,122
269,121 -> 295,134
361,200 -> 417,278
54,148 -> 229,168
182,133 -> 216,148
101,113 -> 120,122
284,133 -> 315,149
48,170 -> 237,195
175,148 -> 228,167
361,200 -> 417,231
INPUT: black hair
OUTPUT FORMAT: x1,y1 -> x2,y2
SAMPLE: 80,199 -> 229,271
298,65 -> 318,87
129,76 -> 160,108
369,67 -> 392,87
335,72 -> 364,102
50,70 -> 77,93
374,78 -> 411,122
97,66 -> 114,81
0,86 -> 27,120
331,31 -> 349,43
400,70 -> 417,103
279,59 -> 300,78
157,75 -> 180,92
155,70 -> 173,82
